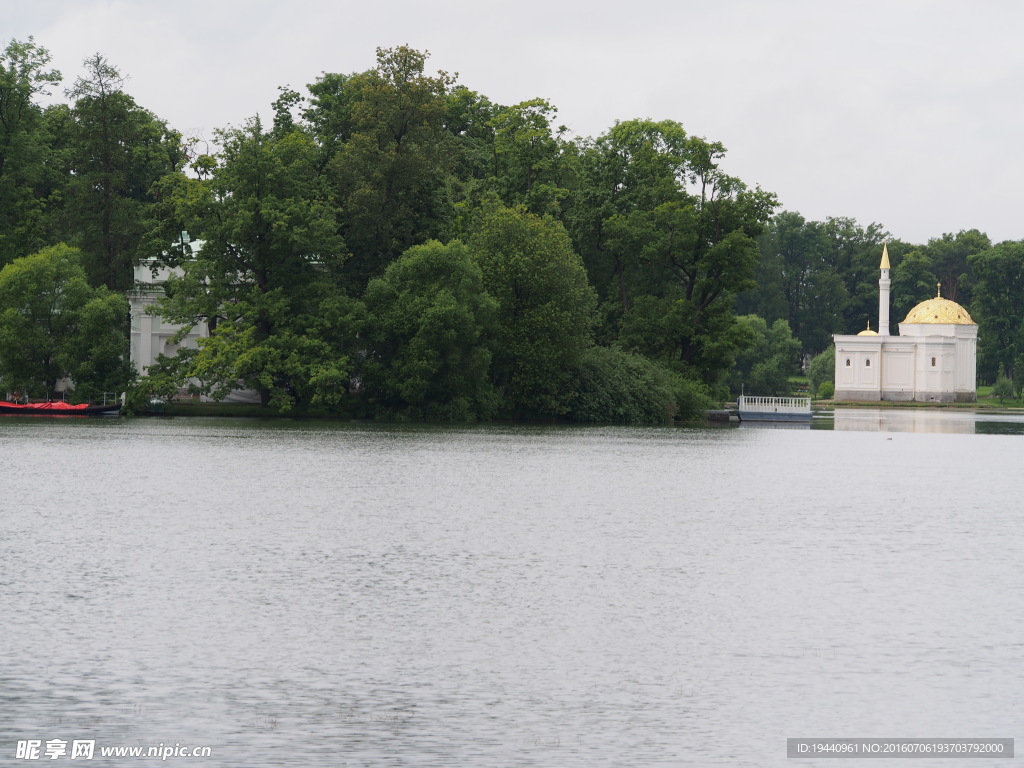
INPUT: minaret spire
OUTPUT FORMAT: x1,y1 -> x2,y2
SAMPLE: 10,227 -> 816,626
878,241 -> 891,335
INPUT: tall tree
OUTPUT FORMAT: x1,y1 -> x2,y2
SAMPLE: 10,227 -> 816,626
743,211 -> 848,354
486,98 -> 569,215
443,85 -> 498,187
890,249 -> 937,324
61,54 -> 184,290
307,46 -> 456,290
920,229 -> 990,307
818,216 -> 888,334
568,119 -> 690,315
612,138 -> 776,385
969,241 -> 1024,385
362,239 -> 498,419
470,204 -> 597,416
728,315 -> 801,396
0,38 -> 61,266
150,118 -> 357,411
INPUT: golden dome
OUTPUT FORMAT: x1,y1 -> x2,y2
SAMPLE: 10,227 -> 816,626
903,293 -> 974,325
857,320 -> 877,336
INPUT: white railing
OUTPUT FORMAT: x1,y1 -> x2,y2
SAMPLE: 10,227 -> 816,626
738,396 -> 811,414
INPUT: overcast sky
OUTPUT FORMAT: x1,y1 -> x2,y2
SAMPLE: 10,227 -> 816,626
8,0 -> 1024,245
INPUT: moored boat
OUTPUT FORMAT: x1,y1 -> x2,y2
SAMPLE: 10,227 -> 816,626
0,401 -> 121,416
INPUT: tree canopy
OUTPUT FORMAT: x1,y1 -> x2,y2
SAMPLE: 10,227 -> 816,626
0,38 -> 1020,412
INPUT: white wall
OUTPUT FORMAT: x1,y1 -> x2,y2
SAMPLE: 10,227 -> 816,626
834,329 -> 976,403
834,336 -> 883,400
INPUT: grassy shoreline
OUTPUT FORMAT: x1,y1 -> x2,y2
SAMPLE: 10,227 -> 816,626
818,384 -> 1024,410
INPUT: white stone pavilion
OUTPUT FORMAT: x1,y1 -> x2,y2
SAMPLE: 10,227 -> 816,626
833,243 -> 977,402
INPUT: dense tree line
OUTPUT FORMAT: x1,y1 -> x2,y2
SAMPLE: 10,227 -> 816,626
1,39 -> 1022,415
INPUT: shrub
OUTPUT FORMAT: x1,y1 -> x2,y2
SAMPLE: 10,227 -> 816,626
992,373 -> 1013,403
569,346 -> 714,424
807,346 -> 835,395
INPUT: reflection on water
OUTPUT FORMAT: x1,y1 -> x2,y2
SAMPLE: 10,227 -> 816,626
738,419 -> 811,430
815,407 -> 1024,435
736,407 -> 1024,434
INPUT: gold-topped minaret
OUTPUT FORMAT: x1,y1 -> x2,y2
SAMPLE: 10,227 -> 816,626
878,241 -> 891,335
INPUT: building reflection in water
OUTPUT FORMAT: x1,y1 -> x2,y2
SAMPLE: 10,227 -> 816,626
822,408 -> 1024,435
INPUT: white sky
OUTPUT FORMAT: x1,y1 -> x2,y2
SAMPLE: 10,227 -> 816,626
8,0 -> 1024,245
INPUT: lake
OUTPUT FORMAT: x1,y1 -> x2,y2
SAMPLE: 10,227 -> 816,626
2,410 -> 1021,766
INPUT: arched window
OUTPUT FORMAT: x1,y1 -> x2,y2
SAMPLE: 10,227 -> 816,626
845,358 -> 851,367
931,357 -> 936,367
865,358 -> 871,367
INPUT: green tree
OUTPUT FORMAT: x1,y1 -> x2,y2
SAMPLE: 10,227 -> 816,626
818,217 -> 889,336
486,98 -> 569,215
443,86 -> 498,186
969,240 -> 1024,385
921,229 -> 990,307
890,249 -> 937,324
807,345 -> 835,396
0,244 -> 132,399
728,315 -> 801,396
362,239 -> 499,419
568,119 -> 690,315
611,201 -> 769,385
308,46 -> 456,290
742,212 -> 847,354
150,117 -> 357,412
749,215 -> 902,348
470,204 -> 597,416
992,372 -> 1013,403
571,126 -> 776,388
0,38 -> 62,266
59,54 -> 185,290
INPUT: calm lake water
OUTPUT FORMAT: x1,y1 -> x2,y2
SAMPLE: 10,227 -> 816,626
2,410 -> 1022,766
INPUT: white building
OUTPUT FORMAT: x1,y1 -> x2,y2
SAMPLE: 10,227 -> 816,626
129,253 -> 260,403
129,258 -> 208,376
833,243 -> 978,403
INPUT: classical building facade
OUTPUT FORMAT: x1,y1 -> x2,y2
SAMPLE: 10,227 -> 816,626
833,244 -> 978,402
129,254 -> 260,403
129,258 -> 207,376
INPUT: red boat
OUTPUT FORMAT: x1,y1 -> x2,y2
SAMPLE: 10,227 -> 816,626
0,400 -> 121,416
